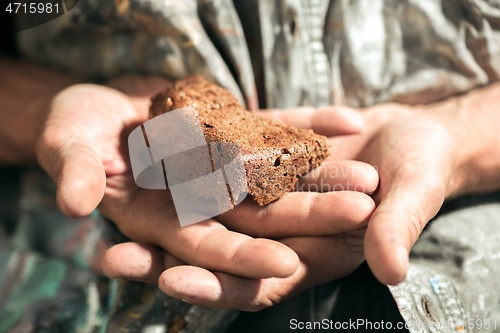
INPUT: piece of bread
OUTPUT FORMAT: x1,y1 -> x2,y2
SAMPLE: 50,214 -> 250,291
149,75 -> 330,206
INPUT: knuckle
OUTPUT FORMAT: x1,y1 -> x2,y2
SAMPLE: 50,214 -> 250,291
244,280 -> 287,312
246,294 -> 277,312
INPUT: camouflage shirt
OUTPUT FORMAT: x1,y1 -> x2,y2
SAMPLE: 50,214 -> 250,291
2,0 -> 500,332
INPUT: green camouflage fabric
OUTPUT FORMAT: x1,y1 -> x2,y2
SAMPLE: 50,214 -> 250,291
17,0 -> 500,109
0,167 -> 238,333
3,0 -> 500,332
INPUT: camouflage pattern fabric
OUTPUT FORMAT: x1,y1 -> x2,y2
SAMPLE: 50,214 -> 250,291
17,0 -> 500,109
2,0 -> 500,332
0,167 -> 238,333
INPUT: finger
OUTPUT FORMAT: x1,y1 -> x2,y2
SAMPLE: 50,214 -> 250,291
279,230 -> 366,284
104,190 -> 300,279
36,124 -> 106,218
217,191 -> 376,238
35,84 -> 138,218
159,266 -> 270,311
162,220 -> 300,279
101,242 -> 184,284
364,168 -> 447,285
218,160 -> 378,238
159,232 -> 366,311
297,161 -> 379,194
259,106 -> 364,136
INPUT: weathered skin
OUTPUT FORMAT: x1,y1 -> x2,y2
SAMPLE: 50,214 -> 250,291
5,0 -> 500,332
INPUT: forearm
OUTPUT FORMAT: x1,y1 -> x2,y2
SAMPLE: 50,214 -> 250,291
425,82 -> 500,197
0,58 -> 78,164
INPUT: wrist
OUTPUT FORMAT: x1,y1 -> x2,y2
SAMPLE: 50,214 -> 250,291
0,59 -> 79,164
423,83 -> 500,198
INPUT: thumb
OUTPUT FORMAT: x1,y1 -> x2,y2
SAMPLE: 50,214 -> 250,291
36,123 -> 106,219
364,170 -> 447,285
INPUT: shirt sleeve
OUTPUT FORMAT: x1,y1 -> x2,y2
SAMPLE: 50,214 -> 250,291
15,0 -> 257,108
322,0 -> 500,107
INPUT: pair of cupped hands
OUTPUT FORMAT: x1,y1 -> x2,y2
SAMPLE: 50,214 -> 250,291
36,76 -> 457,311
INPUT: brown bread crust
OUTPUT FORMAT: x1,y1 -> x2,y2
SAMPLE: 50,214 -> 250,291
150,75 -> 330,206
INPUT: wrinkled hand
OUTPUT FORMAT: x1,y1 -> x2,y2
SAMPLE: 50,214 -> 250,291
35,77 -> 378,311
320,103 -> 464,285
